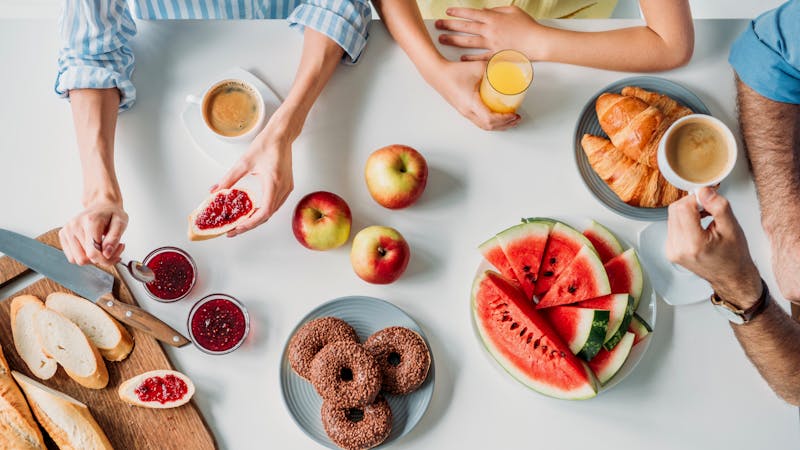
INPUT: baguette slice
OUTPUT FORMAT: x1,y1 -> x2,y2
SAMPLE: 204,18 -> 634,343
11,371 -> 113,450
0,344 -> 46,450
11,295 -> 57,380
45,293 -> 134,362
34,309 -> 109,390
188,188 -> 256,241
118,370 -> 195,409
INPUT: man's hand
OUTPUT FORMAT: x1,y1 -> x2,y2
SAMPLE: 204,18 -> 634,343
430,60 -> 520,131
59,201 -> 127,266
666,188 -> 762,308
212,124 -> 294,238
436,6 -> 541,61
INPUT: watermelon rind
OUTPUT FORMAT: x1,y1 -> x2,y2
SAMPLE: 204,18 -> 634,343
536,245 -> 611,308
479,236 -> 518,285
603,295 -> 635,350
583,220 -> 624,264
576,294 -> 634,350
496,221 -> 553,299
543,307 -> 610,362
522,217 -> 557,225
629,313 -> 652,345
471,271 -> 598,400
589,332 -> 635,385
605,248 -> 645,310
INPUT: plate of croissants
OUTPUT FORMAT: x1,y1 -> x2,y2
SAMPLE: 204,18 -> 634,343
574,76 -> 710,220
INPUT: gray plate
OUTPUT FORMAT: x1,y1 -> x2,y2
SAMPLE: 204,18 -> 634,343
280,296 -> 435,449
574,76 -> 710,221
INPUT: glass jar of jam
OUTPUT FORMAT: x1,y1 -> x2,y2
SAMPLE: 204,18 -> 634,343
142,247 -> 197,302
188,294 -> 250,355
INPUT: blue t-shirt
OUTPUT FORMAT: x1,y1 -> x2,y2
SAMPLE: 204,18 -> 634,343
729,0 -> 800,104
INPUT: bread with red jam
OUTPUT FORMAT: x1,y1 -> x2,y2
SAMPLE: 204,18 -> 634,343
188,188 -> 256,241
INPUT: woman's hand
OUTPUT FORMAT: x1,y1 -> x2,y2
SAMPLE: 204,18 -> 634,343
60,199 -> 127,266
436,6 -> 542,61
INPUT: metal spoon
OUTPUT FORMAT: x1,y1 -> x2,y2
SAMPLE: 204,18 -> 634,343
92,240 -> 155,283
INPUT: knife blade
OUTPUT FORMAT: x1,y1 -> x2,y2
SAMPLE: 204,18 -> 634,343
0,228 -> 190,347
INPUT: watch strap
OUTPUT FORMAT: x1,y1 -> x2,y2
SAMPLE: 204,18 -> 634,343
711,279 -> 769,324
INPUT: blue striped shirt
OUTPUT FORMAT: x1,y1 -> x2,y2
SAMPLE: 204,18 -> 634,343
56,0 -> 371,111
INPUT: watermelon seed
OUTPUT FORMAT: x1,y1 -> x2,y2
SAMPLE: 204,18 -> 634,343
501,315 -> 510,322
533,339 -> 540,349
550,350 -> 558,357
560,351 -> 566,358
510,322 -> 519,330
541,345 -> 548,352
526,334 -> 533,344
519,327 -> 527,337
522,265 -> 531,272
568,285 -> 577,294
550,257 -> 556,264
543,271 -> 554,277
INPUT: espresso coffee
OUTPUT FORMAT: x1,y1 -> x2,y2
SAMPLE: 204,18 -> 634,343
665,121 -> 730,184
203,81 -> 260,137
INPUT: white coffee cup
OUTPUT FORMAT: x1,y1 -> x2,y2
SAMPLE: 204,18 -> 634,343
657,114 -> 737,194
186,78 -> 266,142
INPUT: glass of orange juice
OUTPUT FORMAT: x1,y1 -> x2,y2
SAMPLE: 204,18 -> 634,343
479,49 -> 534,114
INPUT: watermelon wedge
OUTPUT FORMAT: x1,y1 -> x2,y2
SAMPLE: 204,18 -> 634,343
479,236 -> 519,286
472,271 -> 597,400
542,307 -> 609,361
577,294 -> 635,350
496,221 -> 552,300
535,222 -> 595,296
605,248 -> 645,309
629,313 -> 652,346
536,246 -> 611,309
588,332 -> 635,385
583,220 -> 623,264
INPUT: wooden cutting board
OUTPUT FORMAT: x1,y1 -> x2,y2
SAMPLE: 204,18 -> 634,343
0,229 -> 216,450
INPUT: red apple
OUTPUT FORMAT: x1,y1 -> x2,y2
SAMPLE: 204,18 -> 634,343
292,191 -> 352,251
350,226 -> 410,284
365,145 -> 428,209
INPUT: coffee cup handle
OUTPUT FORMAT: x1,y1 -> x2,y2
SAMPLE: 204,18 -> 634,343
185,94 -> 202,105
689,189 -> 706,212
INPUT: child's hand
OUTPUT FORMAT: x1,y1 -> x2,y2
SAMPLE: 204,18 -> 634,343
435,6 -> 541,61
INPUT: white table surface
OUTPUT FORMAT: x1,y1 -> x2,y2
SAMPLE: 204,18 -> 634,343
1,18 -> 797,450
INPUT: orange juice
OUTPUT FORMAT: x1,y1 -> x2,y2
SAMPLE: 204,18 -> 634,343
480,50 -> 533,113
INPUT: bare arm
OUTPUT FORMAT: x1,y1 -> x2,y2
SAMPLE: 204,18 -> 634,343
59,88 -> 128,266
215,28 -> 344,236
736,78 -> 800,301
438,0 -> 694,72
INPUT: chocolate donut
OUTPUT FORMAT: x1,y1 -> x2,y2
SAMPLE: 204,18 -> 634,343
310,341 -> 381,408
288,317 -> 359,380
321,395 -> 392,450
364,326 -> 431,395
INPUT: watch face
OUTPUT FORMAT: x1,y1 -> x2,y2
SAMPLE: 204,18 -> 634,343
713,303 -> 745,325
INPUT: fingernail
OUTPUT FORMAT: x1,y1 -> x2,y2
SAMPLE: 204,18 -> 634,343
515,114 -> 521,120
435,19 -> 442,26
698,187 -> 715,203
446,8 -> 452,14
209,184 -> 218,193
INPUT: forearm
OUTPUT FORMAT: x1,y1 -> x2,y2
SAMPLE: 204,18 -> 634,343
736,78 -> 800,239
69,88 -> 122,207
732,299 -> 800,405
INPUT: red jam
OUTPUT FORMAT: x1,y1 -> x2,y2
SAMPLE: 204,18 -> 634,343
134,374 -> 188,404
190,298 -> 248,353
195,189 -> 253,230
145,250 -> 195,301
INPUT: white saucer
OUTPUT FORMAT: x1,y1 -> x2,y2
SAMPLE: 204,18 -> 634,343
637,221 -> 712,305
181,67 -> 281,168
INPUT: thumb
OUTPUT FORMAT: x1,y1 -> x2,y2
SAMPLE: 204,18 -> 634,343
215,160 -> 251,191
697,187 -> 736,232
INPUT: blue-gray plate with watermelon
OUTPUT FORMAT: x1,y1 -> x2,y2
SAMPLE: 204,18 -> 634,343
280,296 -> 435,449
574,76 -> 710,221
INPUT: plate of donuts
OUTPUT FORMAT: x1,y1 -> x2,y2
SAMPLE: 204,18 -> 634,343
280,296 -> 435,449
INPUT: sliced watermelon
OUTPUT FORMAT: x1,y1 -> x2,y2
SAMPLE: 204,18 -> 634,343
605,248 -> 645,309
472,271 -> 597,400
542,306 -> 609,361
588,332 -> 635,385
577,294 -> 635,350
535,222 -> 595,296
496,221 -> 552,300
479,236 -> 519,286
583,220 -> 623,264
628,313 -> 652,346
536,246 -> 611,309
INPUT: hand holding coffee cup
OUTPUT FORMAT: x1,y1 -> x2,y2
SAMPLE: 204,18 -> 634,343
187,78 -> 266,142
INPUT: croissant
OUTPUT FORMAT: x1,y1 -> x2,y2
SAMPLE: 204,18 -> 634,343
621,86 -> 693,124
581,134 -> 686,208
595,93 -> 668,169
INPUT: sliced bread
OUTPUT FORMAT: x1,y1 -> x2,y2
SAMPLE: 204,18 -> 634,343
10,295 -> 57,380
11,371 -> 113,450
46,292 -> 134,362
34,309 -> 108,390
118,370 -> 195,409
0,344 -> 46,450
188,188 -> 256,241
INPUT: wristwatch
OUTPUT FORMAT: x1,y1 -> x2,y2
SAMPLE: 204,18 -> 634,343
710,279 -> 769,325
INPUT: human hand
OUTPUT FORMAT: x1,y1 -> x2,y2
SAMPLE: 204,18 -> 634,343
59,201 -> 127,266
428,59 -> 520,131
666,188 -> 762,308
212,124 -> 294,237
436,6 -> 542,61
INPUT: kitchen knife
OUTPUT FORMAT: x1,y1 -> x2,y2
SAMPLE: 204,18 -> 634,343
0,228 -> 190,347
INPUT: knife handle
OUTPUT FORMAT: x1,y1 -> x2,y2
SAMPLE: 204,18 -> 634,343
97,292 -> 191,347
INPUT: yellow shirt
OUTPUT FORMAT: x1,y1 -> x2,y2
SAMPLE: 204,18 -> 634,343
417,0 -> 618,19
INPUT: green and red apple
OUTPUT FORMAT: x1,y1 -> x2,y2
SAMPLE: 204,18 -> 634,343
365,145 -> 428,209
350,226 -> 410,284
292,191 -> 352,251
